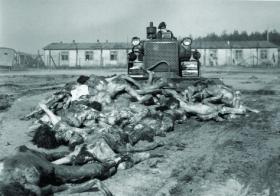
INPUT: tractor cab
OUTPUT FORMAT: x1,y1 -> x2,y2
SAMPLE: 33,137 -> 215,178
128,22 -> 201,79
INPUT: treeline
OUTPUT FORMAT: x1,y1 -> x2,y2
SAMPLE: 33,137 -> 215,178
195,30 -> 280,45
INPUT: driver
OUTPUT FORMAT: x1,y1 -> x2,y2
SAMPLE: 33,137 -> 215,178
157,22 -> 176,40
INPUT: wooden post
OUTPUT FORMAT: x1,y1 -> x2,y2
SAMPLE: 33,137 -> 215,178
126,48 -> 128,67
58,51 -> 60,66
277,49 -> 280,67
36,50 -> 39,68
76,49 -> 78,68
100,47 -> 103,67
230,44 -> 232,66
49,50 -> 51,67
256,43 -> 259,66
203,49 -> 206,66
253,53 -> 255,66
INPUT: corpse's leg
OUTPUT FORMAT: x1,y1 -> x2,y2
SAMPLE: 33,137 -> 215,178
165,89 -> 222,117
131,151 -> 164,164
202,95 -> 223,104
221,105 -> 259,115
118,151 -> 164,170
63,179 -> 113,196
22,97 -> 55,120
243,106 -> 260,113
42,179 -> 113,196
121,85 -> 153,103
52,142 -> 112,165
16,145 -> 70,162
116,141 -> 164,153
52,146 -> 82,165
53,156 -> 121,183
23,91 -> 69,120
220,106 -> 246,115
119,75 -> 142,89
109,82 -> 153,103
146,70 -> 155,85
136,88 -> 162,95
164,89 -> 199,113
233,94 -> 259,114
123,85 -> 143,100
197,112 -> 223,121
45,151 -> 70,162
186,86 -> 196,102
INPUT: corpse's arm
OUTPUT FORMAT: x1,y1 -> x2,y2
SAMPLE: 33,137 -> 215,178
202,94 -> 223,104
39,103 -> 61,125
119,75 -> 142,89
146,70 -> 155,85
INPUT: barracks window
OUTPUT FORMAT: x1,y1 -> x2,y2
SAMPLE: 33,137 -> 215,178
85,51 -> 93,61
260,49 -> 268,59
235,50 -> 243,60
110,51 -> 118,61
61,51 -> 69,61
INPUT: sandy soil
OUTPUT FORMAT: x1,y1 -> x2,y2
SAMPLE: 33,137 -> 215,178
0,67 -> 280,196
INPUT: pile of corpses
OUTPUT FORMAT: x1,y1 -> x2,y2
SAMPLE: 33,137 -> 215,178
0,73 -> 259,195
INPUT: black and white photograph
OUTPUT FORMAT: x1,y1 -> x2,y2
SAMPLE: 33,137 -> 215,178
0,0 -> 280,195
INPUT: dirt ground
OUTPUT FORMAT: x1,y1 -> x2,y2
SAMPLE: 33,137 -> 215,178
1,67 -> 280,196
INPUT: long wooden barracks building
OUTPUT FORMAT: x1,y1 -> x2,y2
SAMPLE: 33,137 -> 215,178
43,40 -> 279,68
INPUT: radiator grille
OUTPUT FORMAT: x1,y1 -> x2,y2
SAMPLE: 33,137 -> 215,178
144,41 -> 178,74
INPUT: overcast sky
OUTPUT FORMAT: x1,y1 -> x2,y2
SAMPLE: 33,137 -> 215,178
1,0 -> 280,53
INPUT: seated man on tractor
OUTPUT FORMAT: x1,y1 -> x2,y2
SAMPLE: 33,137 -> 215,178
157,22 -> 176,40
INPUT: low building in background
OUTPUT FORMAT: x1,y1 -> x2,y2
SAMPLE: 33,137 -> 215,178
43,40 -> 279,68
192,40 -> 279,67
0,47 -> 17,68
43,41 -> 130,68
0,47 -> 44,69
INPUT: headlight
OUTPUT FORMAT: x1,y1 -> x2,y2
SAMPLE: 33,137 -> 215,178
131,37 -> 140,46
182,37 -> 192,46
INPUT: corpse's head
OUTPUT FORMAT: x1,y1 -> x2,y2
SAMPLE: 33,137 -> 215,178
77,75 -> 90,84
71,144 -> 96,165
233,90 -> 242,108
166,97 -> 180,110
0,148 -> 45,195
194,81 -> 208,92
235,90 -> 241,97
31,124 -> 64,149
0,182 -> 36,196
87,75 -> 108,91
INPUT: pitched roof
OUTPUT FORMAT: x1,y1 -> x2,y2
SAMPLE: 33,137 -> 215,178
43,42 -> 131,50
192,41 -> 229,49
230,41 -> 279,48
192,40 -> 279,49
0,47 -> 17,53
43,40 -> 279,50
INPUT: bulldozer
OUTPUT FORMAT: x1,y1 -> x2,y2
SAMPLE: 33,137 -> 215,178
127,22 -> 201,81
